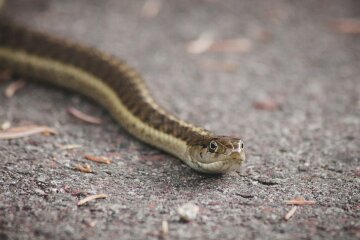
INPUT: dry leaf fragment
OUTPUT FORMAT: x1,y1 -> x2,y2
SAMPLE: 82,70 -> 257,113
84,154 -> 112,164
285,199 -> 316,205
67,107 -> 102,124
5,80 -> 26,98
208,38 -> 253,53
330,18 -> 360,35
0,125 -> 57,140
187,31 -> 215,54
141,0 -> 162,18
74,163 -> 92,173
284,206 -> 297,220
77,194 -> 108,206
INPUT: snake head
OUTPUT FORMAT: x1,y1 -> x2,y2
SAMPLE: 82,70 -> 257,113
186,136 -> 246,174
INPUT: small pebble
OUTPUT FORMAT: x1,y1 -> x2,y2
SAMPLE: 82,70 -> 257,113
177,202 -> 199,222
1,121 -> 11,130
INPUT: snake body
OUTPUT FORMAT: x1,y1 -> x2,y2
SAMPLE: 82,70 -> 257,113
0,18 -> 246,173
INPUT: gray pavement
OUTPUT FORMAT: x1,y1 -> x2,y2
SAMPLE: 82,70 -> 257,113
0,0 -> 359,239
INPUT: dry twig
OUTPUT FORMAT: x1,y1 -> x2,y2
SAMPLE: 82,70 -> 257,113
61,144 -> 82,150
284,206 -> 297,220
77,194 -> 108,206
285,199 -> 316,205
0,125 -> 57,140
67,107 -> 102,124
5,80 -> 26,98
74,163 -> 92,173
84,154 -> 112,164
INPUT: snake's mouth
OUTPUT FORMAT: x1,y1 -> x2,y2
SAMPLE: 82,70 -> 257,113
196,150 -> 246,173
196,160 -> 230,173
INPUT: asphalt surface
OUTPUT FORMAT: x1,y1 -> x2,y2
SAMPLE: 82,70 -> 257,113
0,0 -> 359,239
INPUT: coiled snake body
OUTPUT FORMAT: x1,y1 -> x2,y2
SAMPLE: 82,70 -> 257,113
0,17 -> 246,173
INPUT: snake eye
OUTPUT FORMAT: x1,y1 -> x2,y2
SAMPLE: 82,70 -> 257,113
208,140 -> 218,153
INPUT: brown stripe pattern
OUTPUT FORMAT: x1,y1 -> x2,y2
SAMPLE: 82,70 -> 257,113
0,20 -> 211,144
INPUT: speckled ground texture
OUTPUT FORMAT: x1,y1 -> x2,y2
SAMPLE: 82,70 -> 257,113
0,0 -> 359,239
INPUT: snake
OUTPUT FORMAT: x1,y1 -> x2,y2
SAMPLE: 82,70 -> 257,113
0,4 -> 246,174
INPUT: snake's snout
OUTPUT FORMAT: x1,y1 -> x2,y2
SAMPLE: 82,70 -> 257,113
230,151 -> 240,160
224,150 -> 245,172
230,149 -> 246,164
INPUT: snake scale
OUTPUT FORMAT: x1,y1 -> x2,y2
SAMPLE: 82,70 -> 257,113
0,9 -> 246,173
